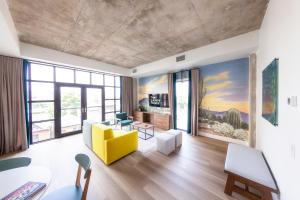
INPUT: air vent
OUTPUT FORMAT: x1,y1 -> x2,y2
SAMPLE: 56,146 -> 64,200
132,69 -> 137,73
176,55 -> 185,62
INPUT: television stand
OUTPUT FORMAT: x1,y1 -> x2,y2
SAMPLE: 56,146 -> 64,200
133,111 -> 170,130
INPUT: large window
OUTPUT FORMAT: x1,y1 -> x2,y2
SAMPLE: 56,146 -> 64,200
104,75 -> 121,124
29,63 -> 55,143
26,61 -> 121,143
175,71 -> 189,131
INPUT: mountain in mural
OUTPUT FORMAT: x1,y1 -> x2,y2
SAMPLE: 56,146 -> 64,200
199,109 -> 249,124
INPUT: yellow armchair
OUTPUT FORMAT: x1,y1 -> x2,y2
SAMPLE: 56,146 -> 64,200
92,124 -> 138,165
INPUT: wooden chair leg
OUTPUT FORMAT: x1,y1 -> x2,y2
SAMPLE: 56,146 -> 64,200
224,174 -> 235,195
76,165 -> 81,187
82,170 -> 91,200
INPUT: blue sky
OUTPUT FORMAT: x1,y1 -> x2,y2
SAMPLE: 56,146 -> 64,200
200,58 -> 249,102
199,58 -> 249,113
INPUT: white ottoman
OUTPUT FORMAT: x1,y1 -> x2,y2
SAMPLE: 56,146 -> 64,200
156,134 -> 176,155
166,129 -> 182,148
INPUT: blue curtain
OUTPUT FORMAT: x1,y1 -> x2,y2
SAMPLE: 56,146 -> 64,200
23,60 -> 31,145
187,71 -> 192,133
172,73 -> 177,129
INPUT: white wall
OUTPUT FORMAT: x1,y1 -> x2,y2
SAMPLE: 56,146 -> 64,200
20,43 -> 131,76
256,0 -> 300,200
0,0 -> 20,57
132,31 -> 259,77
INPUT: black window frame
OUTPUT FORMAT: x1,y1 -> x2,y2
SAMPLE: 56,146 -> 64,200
26,60 -> 122,144
104,75 -> 121,125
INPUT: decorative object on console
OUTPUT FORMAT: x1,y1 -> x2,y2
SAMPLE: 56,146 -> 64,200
262,58 -> 279,126
138,105 -> 147,111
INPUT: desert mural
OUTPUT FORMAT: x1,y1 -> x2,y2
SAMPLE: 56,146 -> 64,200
138,74 -> 169,112
198,58 -> 250,141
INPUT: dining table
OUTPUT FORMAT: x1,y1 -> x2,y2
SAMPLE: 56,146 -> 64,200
0,166 -> 52,199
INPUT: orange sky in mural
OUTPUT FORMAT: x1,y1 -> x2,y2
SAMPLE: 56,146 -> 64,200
202,92 -> 249,113
201,66 -> 249,113
138,74 -> 168,100
262,102 -> 275,114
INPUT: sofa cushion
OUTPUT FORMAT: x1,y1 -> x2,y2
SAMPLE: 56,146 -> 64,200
93,124 -> 113,140
92,124 -> 113,160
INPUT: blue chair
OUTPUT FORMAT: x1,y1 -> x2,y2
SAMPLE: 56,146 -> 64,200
42,154 -> 92,200
116,112 -> 133,129
0,157 -> 31,172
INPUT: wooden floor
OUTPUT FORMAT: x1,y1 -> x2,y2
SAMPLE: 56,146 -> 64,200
4,133 -> 242,200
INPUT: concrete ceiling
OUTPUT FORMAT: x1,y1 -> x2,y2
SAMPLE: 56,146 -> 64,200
7,0 -> 268,68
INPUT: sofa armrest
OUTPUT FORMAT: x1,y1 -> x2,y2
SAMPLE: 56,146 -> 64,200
104,130 -> 138,165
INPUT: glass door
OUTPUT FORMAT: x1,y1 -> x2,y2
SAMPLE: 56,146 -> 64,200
176,80 -> 189,131
55,85 -> 104,137
56,85 -> 83,136
86,87 -> 104,122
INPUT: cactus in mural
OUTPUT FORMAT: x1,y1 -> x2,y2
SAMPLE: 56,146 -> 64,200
225,108 -> 242,129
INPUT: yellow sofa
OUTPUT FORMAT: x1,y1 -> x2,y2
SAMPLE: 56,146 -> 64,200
92,124 -> 138,165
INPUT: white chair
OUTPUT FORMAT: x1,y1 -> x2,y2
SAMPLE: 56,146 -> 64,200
156,134 -> 176,155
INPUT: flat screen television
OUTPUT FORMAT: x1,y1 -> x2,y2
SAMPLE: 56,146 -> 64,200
149,94 -> 169,108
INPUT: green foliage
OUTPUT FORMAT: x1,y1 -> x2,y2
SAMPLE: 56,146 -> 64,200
208,120 -> 215,125
216,116 -> 224,123
225,108 -> 242,129
61,93 -> 80,108
241,122 -> 249,130
32,103 -> 54,119
61,92 -> 81,116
